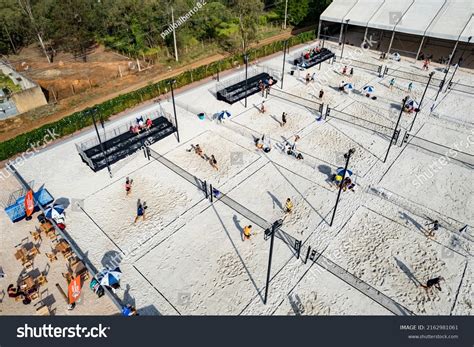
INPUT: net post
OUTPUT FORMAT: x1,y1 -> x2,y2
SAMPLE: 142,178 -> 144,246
210,184 -> 214,203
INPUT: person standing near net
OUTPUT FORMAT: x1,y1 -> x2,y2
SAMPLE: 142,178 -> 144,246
125,177 -> 133,196
285,198 -> 294,214
281,112 -> 287,127
134,199 -> 147,223
209,154 -> 218,170
243,225 -> 253,241
389,78 -> 395,90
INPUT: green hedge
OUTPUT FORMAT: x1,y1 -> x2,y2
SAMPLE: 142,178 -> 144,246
0,30 -> 316,162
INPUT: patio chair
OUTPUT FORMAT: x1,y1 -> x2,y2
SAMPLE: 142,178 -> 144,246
30,230 -> 42,242
37,275 -> 48,286
46,252 -> 58,263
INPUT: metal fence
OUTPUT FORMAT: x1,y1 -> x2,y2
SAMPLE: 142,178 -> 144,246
270,88 -> 323,113
147,146 -> 302,254
344,58 -> 382,74
402,133 -> 474,168
148,147 -> 206,191
326,107 -> 393,137
384,67 -> 443,86
307,248 -> 414,316
448,81 -> 474,95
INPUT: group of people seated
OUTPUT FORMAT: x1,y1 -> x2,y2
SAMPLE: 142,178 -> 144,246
129,116 -> 153,135
333,175 -> 356,192
7,284 -> 32,305
255,135 -> 272,153
301,45 -> 322,61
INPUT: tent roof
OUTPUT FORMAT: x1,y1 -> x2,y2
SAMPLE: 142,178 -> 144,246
342,0 -> 385,27
320,0 -> 358,23
321,0 -> 474,42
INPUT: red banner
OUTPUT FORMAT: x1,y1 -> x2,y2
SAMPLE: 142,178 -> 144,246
24,190 -> 34,217
68,276 -> 82,304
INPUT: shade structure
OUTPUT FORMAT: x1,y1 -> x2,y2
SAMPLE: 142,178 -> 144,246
321,0 -> 474,43
343,82 -> 354,90
97,267 -> 122,287
44,204 -> 65,220
363,85 -> 375,93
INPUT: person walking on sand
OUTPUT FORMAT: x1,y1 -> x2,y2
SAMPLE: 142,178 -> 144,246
425,220 -> 439,237
421,276 -> 444,291
305,73 -> 311,85
125,177 -> 133,196
260,101 -> 266,114
319,89 -> 324,99
408,82 -> 413,92
389,78 -> 395,90
243,225 -> 253,241
285,198 -> 294,214
342,65 -> 347,75
281,112 -> 287,127
134,199 -> 147,223
209,155 -> 218,170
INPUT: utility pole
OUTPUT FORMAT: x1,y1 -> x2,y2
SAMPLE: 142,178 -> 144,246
340,19 -> 350,59
283,0 -> 288,30
244,53 -> 249,108
329,149 -> 355,226
281,40 -> 288,89
384,100 -> 405,163
264,219 -> 283,304
169,79 -> 180,143
171,7 -> 179,62
410,71 -> 434,131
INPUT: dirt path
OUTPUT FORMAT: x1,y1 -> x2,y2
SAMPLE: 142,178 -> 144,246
0,27 -> 315,143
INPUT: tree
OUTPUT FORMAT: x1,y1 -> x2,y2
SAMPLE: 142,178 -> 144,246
230,0 -> 264,53
276,0 -> 309,26
18,0 -> 51,62
49,0 -> 101,62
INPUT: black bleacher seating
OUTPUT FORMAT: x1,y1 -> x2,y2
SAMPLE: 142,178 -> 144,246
293,48 -> 335,69
81,116 -> 175,172
216,73 -> 277,104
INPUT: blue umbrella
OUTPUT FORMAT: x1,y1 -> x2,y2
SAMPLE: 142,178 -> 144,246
44,204 -> 65,220
363,85 -> 375,93
336,167 -> 353,176
405,99 -> 419,109
343,83 -> 354,90
218,110 -> 231,120
98,267 -> 122,287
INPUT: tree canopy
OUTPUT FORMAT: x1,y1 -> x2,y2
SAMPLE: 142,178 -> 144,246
0,0 -> 332,60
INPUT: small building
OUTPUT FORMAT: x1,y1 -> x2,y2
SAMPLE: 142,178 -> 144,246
0,60 -> 48,119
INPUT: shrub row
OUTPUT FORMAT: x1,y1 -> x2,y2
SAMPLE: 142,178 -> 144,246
0,30 -> 316,162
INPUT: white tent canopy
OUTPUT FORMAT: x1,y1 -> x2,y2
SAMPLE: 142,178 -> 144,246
321,0 -> 474,42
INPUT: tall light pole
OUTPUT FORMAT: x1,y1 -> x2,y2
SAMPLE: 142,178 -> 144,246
283,0 -> 288,30
281,40 -> 288,89
384,99 -> 405,163
447,36 -> 472,88
91,108 -> 112,177
409,71 -> 435,131
264,219 -> 283,304
244,53 -> 249,108
169,79 -> 180,143
329,148 -> 355,226
340,19 -> 350,59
